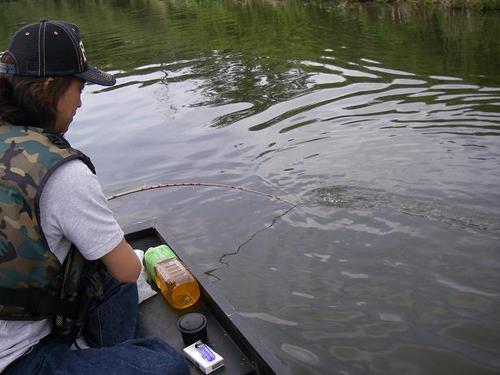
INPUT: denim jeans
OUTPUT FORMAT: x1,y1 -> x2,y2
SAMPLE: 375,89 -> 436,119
4,273 -> 190,375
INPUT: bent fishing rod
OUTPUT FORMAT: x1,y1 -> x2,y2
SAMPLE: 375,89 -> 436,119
106,182 -> 297,207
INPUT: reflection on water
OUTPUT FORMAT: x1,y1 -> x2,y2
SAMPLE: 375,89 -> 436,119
2,1 -> 500,374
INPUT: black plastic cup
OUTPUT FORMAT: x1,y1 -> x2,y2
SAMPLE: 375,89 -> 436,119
176,313 -> 208,346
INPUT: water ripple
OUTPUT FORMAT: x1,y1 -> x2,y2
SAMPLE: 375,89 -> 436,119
309,186 -> 500,234
239,312 -> 299,326
281,343 -> 320,365
434,275 -> 500,298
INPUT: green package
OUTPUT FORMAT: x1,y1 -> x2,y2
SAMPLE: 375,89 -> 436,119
144,244 -> 177,281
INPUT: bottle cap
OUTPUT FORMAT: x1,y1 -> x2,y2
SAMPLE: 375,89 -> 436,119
176,313 -> 208,346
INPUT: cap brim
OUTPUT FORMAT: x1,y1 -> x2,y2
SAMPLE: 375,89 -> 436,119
75,65 -> 116,86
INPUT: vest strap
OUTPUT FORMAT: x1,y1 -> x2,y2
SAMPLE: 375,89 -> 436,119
0,288 -> 79,318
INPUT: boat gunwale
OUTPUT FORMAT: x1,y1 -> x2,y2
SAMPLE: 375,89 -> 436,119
124,223 -> 290,375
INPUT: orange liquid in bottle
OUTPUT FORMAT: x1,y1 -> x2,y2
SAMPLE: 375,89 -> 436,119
154,258 -> 200,309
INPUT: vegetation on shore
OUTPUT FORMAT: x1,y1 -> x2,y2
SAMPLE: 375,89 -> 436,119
1,0 -> 499,87
353,0 -> 500,10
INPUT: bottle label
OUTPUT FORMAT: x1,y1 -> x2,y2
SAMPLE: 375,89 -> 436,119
144,244 -> 177,281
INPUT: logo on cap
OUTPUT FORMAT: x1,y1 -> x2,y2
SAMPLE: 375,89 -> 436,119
79,41 -> 87,63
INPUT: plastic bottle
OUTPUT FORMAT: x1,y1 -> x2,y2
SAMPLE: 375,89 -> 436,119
144,244 -> 200,309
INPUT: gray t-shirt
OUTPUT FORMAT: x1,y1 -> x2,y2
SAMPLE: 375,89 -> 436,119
0,159 -> 124,372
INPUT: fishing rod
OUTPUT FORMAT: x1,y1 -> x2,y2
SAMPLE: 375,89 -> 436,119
106,182 -> 297,207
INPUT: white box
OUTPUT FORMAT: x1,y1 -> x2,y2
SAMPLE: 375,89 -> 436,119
183,340 -> 224,374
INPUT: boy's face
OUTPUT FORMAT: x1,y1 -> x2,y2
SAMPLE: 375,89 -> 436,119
53,78 -> 84,133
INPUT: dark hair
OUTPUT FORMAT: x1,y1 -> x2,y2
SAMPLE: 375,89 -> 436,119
0,53 -> 74,130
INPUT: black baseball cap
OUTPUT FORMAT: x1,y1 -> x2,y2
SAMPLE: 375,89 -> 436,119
0,20 -> 115,86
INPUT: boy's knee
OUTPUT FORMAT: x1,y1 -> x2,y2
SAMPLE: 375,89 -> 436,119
168,354 -> 190,375
130,337 -> 190,374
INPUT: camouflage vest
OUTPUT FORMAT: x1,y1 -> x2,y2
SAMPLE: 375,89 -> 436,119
0,122 -> 104,336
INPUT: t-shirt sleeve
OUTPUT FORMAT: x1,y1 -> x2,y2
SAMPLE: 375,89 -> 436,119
39,159 -> 124,262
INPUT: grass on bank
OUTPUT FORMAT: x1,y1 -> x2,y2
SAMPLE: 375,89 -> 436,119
375,0 -> 500,10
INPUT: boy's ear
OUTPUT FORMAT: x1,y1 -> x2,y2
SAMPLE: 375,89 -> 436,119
43,77 -> 55,91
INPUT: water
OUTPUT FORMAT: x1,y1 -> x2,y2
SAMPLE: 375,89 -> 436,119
2,1 -> 500,374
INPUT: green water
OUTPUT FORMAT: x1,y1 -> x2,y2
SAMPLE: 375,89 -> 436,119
2,1 -> 500,374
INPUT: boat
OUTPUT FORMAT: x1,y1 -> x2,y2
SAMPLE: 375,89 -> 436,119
125,224 -> 291,375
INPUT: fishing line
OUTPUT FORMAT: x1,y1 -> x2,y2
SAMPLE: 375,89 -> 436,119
218,204 -> 296,266
203,204 -> 297,280
107,182 -> 298,207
